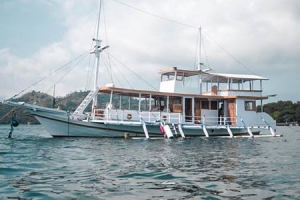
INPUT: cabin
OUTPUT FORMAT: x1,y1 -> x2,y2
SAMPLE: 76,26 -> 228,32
94,67 -> 272,128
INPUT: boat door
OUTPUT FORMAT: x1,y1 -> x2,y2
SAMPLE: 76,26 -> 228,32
183,97 -> 194,123
228,99 -> 236,125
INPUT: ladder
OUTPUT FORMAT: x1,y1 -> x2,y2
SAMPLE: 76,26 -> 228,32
73,89 -> 98,115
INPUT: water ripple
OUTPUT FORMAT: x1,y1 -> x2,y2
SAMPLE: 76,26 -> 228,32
0,125 -> 300,199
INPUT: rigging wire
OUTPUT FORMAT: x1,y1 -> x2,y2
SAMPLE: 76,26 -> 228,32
101,52 -> 115,84
0,108 -> 15,122
7,48 -> 93,101
103,52 -> 133,88
102,2 -> 114,84
111,0 -> 257,76
202,37 -> 211,70
45,52 -> 90,95
201,29 -> 257,75
106,52 -> 157,91
110,0 -> 198,30
103,55 -> 123,87
85,52 -> 95,91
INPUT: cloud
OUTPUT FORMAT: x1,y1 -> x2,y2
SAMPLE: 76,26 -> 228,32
1,0 -> 300,102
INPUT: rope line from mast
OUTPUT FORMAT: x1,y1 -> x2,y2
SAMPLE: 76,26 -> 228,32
6,48 -> 93,101
106,52 -> 158,91
0,108 -> 15,122
103,52 -> 133,89
45,52 -> 90,95
110,0 -> 198,30
111,0 -> 258,76
102,2 -> 114,84
202,29 -> 257,75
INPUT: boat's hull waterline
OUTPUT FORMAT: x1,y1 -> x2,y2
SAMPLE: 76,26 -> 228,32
32,107 -> 260,138
4,102 -> 278,138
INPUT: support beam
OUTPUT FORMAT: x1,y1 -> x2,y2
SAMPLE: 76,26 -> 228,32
226,125 -> 233,138
141,120 -> 149,139
240,117 -> 253,137
202,124 -> 209,137
177,124 -> 185,138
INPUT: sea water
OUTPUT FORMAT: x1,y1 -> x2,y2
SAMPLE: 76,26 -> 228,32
0,125 -> 299,200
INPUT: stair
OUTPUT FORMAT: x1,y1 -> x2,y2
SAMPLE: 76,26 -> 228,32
73,89 -> 98,115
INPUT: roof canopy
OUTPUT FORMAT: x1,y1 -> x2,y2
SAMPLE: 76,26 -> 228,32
159,67 -> 268,83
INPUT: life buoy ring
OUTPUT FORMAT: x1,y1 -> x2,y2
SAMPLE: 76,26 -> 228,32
162,115 -> 167,122
127,113 -> 132,120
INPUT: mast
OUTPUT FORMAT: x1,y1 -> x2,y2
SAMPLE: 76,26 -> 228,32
197,27 -> 203,94
197,27 -> 202,71
91,0 -> 109,110
92,0 -> 102,109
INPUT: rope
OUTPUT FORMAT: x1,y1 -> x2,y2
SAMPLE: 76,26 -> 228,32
202,29 -> 257,75
103,53 -> 132,88
7,48 -> 93,101
107,52 -> 157,91
0,108 -> 15,121
111,0 -> 198,30
45,52 -> 90,94
111,0 -> 258,76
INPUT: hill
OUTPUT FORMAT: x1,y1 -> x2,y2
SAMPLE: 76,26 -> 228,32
0,90 -> 137,124
1,91 -> 299,125
0,90 -> 90,124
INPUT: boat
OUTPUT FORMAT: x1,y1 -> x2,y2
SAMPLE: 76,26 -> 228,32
4,1 -> 280,139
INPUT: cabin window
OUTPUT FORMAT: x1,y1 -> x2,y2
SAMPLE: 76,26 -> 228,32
245,101 -> 256,111
201,101 -> 209,109
211,101 -> 218,110
169,97 -> 182,113
162,74 -> 175,81
176,75 -> 183,81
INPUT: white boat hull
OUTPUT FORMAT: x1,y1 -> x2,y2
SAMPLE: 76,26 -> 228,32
5,102 -> 275,138
31,109 -> 261,138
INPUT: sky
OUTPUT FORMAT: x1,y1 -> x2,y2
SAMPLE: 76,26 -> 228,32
0,0 -> 300,103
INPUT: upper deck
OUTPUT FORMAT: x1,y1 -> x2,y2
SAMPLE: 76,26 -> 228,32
159,67 -> 269,99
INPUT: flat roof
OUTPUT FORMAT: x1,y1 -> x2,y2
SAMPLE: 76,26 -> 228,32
159,67 -> 269,83
98,86 -> 268,100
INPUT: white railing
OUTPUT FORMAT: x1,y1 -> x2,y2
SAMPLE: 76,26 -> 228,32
93,108 -> 240,127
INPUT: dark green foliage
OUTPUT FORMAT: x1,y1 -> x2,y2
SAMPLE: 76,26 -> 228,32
259,101 -> 300,124
0,90 -> 141,124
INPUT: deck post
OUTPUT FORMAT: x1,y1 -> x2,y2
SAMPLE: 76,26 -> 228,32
240,117 -> 253,137
202,115 -> 209,137
225,118 -> 234,138
202,124 -> 209,137
140,118 -> 150,139
226,125 -> 234,138
177,123 -> 185,138
261,118 -> 276,136
172,123 -> 178,136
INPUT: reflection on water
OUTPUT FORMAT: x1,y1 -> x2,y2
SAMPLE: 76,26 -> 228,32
0,125 -> 300,199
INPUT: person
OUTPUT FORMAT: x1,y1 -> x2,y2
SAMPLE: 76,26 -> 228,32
8,110 -> 18,138
218,104 -> 224,124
